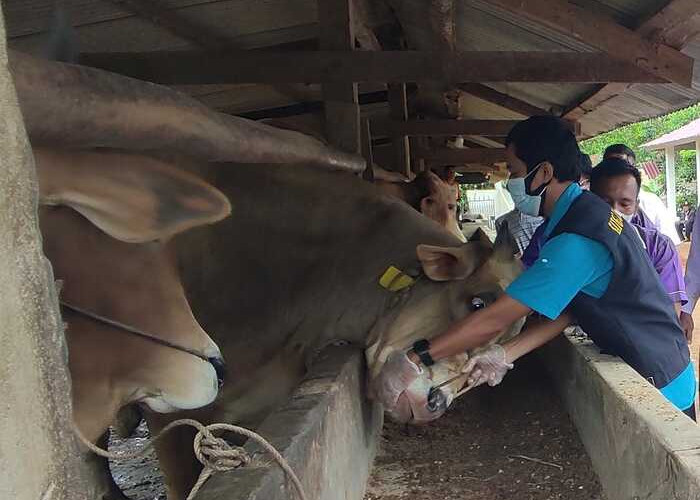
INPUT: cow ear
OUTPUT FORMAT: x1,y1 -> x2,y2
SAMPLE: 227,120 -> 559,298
417,241 -> 490,281
35,148 -> 231,243
468,227 -> 494,248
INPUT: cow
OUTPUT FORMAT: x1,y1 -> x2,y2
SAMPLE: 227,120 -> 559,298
375,169 -> 466,242
34,147 -> 231,498
145,163 -> 523,499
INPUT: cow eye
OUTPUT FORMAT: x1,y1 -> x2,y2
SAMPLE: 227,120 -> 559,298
425,197 -> 435,205
470,297 -> 486,310
448,204 -> 455,211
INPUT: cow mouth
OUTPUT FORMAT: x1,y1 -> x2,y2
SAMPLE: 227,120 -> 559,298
389,385 -> 449,425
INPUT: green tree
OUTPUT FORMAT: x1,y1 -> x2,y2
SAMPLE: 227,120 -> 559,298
581,103 -> 700,212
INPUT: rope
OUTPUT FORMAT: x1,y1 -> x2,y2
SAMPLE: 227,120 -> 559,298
75,419 -> 308,500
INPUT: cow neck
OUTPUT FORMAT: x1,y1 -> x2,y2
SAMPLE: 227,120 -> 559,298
176,164 -> 461,361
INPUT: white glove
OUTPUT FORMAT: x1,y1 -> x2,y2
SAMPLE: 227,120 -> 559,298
462,344 -> 513,388
372,351 -> 422,410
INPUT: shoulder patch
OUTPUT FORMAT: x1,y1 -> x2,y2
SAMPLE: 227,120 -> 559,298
608,210 -> 623,235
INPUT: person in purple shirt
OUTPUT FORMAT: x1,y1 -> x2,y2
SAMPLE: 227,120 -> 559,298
590,159 -> 688,319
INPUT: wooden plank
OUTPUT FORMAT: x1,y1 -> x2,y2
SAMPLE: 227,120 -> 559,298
318,0 -> 360,154
79,51 -> 668,85
388,83 -> 411,176
384,119 -> 519,136
635,0 -> 700,49
485,0 -> 693,86
374,118 -> 579,137
415,147 -> 507,164
563,0 -> 699,121
105,0 -> 229,49
458,83 -> 548,116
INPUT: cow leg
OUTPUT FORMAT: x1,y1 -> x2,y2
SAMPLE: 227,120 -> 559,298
144,412 -> 202,500
82,432 -> 131,500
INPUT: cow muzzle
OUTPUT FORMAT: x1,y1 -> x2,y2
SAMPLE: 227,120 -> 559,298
388,372 -> 453,425
208,355 -> 226,388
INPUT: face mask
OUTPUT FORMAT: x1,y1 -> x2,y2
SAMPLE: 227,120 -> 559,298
506,177 -> 541,216
524,162 -> 550,197
615,209 -> 634,223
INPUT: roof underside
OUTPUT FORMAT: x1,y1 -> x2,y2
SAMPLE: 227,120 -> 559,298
4,0 -> 700,141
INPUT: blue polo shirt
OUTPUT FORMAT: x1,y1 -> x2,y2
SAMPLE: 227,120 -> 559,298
506,183 -> 695,413
506,183 -> 613,320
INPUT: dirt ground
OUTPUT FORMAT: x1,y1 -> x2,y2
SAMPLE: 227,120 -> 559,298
364,354 -> 603,500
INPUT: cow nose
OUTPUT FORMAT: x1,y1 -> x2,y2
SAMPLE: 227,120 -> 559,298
427,387 -> 448,413
208,356 -> 226,388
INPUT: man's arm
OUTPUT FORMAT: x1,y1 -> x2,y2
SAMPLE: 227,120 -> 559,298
418,294 -> 531,363
502,313 -> 573,363
462,312 -> 573,388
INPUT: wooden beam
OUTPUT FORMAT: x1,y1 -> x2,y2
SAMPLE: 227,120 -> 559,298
484,0 -> 693,86
458,83 -> 548,116
106,0 -> 230,50
318,0 -> 360,154
383,119 -> 519,136
79,51 -> 667,85
563,0 -> 698,121
373,118 -> 580,137
415,147 -> 507,165
388,83 -> 411,176
635,0 -> 700,49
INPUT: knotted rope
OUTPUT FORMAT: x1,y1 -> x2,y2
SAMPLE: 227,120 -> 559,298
75,419 -> 307,500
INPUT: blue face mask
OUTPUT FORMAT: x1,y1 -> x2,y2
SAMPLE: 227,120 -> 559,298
506,176 -> 541,216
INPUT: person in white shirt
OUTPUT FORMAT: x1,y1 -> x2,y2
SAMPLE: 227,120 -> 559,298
603,144 -> 681,245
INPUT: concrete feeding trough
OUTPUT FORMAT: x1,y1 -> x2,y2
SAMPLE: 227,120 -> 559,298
196,345 -> 382,500
541,333 -> 700,499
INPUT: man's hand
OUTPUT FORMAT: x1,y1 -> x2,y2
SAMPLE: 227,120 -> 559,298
462,344 -> 513,388
680,311 -> 694,343
371,351 -> 422,410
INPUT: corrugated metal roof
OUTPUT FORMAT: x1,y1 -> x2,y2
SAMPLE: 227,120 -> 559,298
642,117 -> 700,149
4,0 -> 700,138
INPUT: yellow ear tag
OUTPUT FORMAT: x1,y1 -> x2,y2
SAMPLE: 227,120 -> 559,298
379,265 -> 415,292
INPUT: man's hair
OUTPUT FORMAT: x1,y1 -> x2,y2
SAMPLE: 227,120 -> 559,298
603,144 -> 636,163
590,158 -> 642,194
505,115 -> 582,182
579,153 -> 593,177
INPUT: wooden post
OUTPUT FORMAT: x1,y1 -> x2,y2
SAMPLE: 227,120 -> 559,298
361,118 -> 375,181
318,0 -> 361,155
388,83 -> 411,177
0,7 -> 90,500
665,145 -> 677,217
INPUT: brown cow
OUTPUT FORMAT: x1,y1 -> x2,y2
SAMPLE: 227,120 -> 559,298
34,148 -> 230,498
376,170 -> 466,242
146,163 -> 523,499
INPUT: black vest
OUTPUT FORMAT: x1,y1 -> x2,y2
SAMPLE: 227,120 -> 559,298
548,191 -> 689,388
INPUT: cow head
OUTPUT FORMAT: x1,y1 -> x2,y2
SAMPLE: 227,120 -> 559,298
366,229 -> 523,425
416,171 -> 466,242
35,148 -> 231,440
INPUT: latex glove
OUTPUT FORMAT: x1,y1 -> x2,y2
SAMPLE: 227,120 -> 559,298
462,344 -> 513,388
372,351 -> 422,410
680,311 -> 694,343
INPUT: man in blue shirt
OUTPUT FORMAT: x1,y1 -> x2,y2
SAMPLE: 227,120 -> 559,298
374,116 -> 695,420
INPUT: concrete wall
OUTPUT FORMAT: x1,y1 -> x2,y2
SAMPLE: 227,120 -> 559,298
197,345 -> 382,500
0,8 -> 89,500
541,334 -> 700,500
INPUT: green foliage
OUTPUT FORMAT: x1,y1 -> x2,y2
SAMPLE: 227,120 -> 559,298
581,103 -> 700,213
